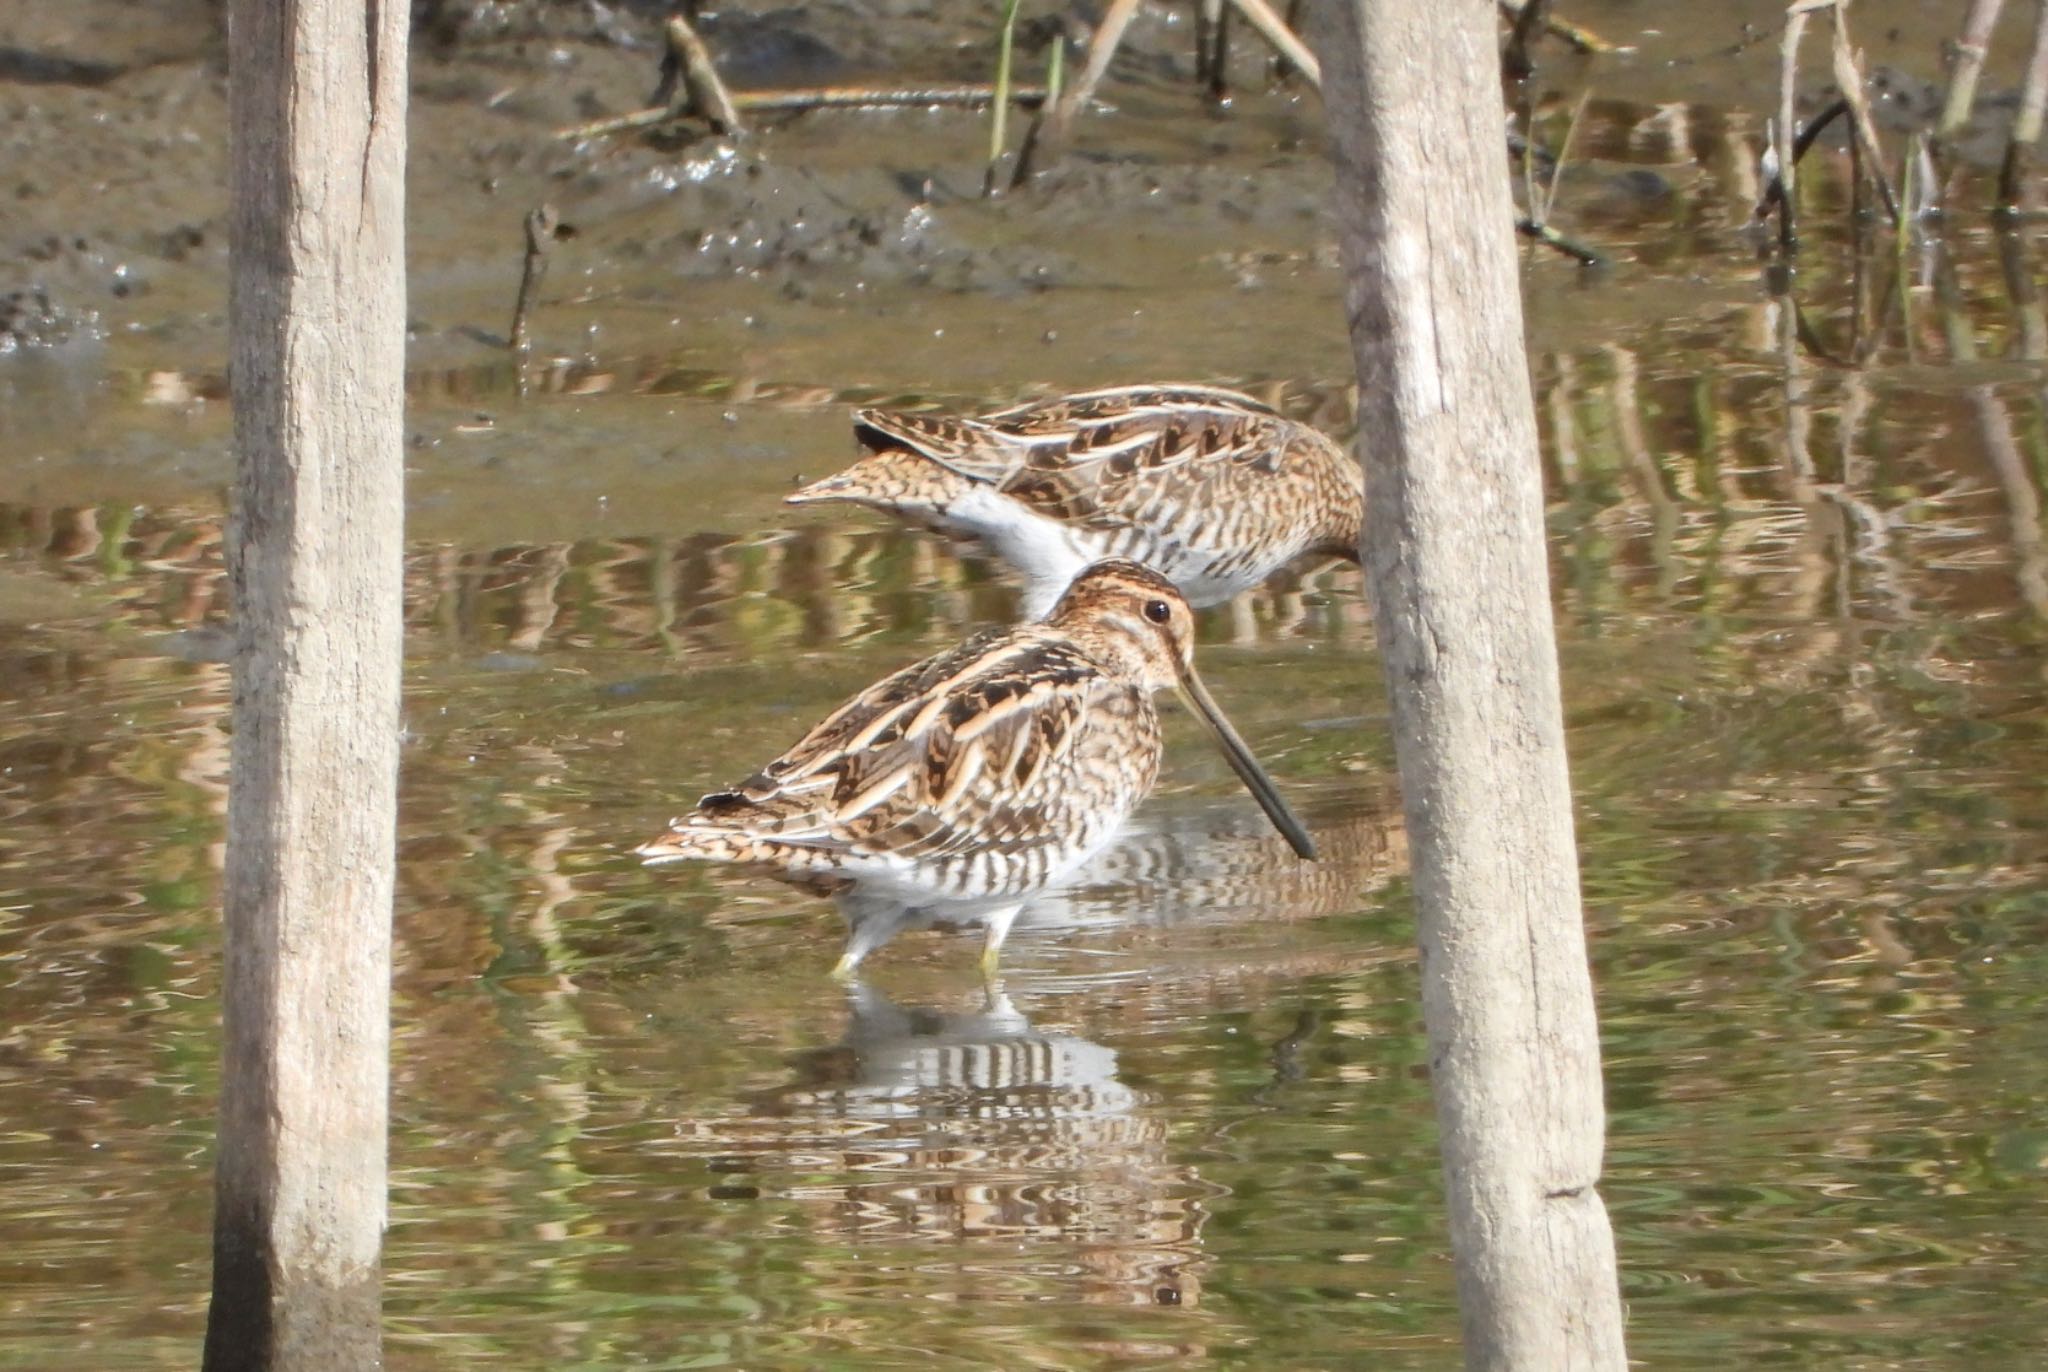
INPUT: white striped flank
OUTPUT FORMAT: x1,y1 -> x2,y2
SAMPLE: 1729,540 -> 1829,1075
793,383 -> 1364,614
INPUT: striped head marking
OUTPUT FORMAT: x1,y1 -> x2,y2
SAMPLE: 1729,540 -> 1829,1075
785,449 -> 972,518
1047,560 -> 1317,861
1044,561 -> 1194,692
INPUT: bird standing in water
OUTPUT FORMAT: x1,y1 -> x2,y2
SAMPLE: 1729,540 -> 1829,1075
787,384 -> 1363,618
635,561 -> 1315,979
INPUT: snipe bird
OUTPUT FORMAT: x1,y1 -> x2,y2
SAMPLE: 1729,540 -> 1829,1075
787,384 -> 1363,618
635,560 -> 1315,979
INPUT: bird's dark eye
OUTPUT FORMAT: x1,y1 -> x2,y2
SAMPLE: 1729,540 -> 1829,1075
1143,599 -> 1172,625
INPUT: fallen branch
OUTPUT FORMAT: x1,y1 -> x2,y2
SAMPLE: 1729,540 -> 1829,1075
557,83 -> 1049,140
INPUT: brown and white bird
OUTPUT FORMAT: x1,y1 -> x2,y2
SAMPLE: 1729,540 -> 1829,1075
634,561 -> 1315,979
787,384 -> 1363,618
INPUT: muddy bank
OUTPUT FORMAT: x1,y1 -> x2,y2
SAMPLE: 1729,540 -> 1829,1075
0,2 -> 1326,378
1,0 -> 2042,500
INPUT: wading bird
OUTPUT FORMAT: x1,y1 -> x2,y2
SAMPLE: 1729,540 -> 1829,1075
787,384 -> 1363,618
635,561 -> 1315,979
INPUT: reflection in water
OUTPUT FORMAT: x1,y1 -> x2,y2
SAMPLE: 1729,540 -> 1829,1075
0,502 -> 1373,661
1037,790 -> 1405,939
754,982 -> 1204,1311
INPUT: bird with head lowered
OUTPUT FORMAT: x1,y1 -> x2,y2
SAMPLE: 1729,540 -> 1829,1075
635,560 -> 1316,980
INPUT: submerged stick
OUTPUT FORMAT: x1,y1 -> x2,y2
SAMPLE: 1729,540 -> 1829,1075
741,84 -> 1048,112
1996,222 -> 2047,358
1198,0 -> 1228,99
1972,382 -> 2048,620
1002,35 -> 1067,191
1999,0 -> 2048,209
1275,0 -> 1309,82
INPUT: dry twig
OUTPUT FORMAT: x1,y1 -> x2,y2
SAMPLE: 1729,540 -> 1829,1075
509,204 -> 559,359
1772,2 -> 1820,249
1014,0 -> 1142,182
663,13 -> 743,136
1826,1 -> 1900,221
1939,0 -> 2008,141
1231,0 -> 1320,86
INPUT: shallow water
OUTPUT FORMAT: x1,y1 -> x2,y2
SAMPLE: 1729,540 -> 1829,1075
7,3 -> 2048,1369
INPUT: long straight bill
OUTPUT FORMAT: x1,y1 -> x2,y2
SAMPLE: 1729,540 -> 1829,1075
1175,670 -> 1317,859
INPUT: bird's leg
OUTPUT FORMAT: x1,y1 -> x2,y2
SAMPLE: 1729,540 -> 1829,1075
834,892 -> 913,979
977,903 -> 1025,984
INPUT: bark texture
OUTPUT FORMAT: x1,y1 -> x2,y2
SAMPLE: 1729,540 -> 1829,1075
1310,1 -> 1628,1366
204,1 -> 409,1368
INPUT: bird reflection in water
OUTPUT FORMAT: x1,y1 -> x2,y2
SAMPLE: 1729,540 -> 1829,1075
724,790 -> 1406,1320
752,980 -> 1209,1312
1034,789 -> 1405,940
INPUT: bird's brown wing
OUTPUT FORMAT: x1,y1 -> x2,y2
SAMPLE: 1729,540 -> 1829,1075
689,630 -> 1111,863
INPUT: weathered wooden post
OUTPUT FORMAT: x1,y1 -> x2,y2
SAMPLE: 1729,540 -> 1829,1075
1310,1 -> 1629,1366
204,1 -> 409,1368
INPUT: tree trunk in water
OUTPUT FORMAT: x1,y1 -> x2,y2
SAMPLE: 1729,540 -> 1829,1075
204,2 -> 408,1368
1309,1 -> 1628,1367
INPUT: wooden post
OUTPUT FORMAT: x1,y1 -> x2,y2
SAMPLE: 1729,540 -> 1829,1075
1309,2 -> 1628,1367
204,1 -> 408,1368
